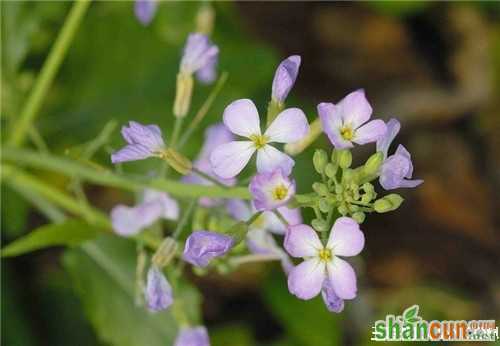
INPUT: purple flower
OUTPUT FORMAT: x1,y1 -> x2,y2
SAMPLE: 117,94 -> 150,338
180,33 -> 218,82
110,202 -> 163,236
183,124 -> 235,207
210,99 -> 309,178
174,326 -> 210,346
183,231 -> 234,267
377,118 -> 423,190
249,169 -> 295,211
272,55 -> 301,103
321,280 -> 345,313
134,0 -> 158,26
284,217 -> 365,300
111,121 -> 165,164
318,89 -> 387,149
145,266 -> 173,312
142,189 -> 179,220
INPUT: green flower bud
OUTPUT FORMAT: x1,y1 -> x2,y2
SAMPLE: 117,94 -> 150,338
325,163 -> 338,179
364,152 -> 384,176
293,193 -> 317,206
312,219 -> 328,232
312,182 -> 329,196
335,185 -> 343,194
313,149 -> 328,174
331,149 -> 339,165
162,148 -> 192,175
338,149 -> 352,169
342,168 -> 355,183
374,194 -> 404,213
152,237 -> 178,268
318,198 -> 330,213
173,72 -> 194,118
338,204 -> 348,215
352,211 -> 365,224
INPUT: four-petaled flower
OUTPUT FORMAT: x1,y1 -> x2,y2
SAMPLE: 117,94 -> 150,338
181,33 -> 219,84
249,169 -> 295,211
284,217 -> 365,300
318,89 -> 387,149
377,118 -> 423,190
210,99 -> 309,179
111,121 -> 165,164
272,55 -> 301,103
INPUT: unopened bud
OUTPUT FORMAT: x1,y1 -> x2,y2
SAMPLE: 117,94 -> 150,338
313,149 -> 328,174
338,149 -> 352,169
337,204 -> 348,215
312,219 -> 328,232
331,149 -> 339,165
152,237 -> 178,268
318,198 -> 330,213
312,182 -> 329,196
325,163 -> 338,179
293,193 -> 316,207
374,194 -> 404,213
363,152 -> 383,176
352,212 -> 365,224
162,148 -> 192,175
173,73 -> 194,118
195,4 -> 215,35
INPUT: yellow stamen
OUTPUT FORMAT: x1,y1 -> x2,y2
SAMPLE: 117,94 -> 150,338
249,134 -> 268,149
272,184 -> 288,201
318,248 -> 332,262
340,126 -> 354,141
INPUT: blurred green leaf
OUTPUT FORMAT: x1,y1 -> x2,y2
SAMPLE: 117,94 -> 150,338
1,219 -> 101,257
365,1 -> 431,17
211,323 -> 255,346
0,185 -> 29,239
262,274 -> 342,346
63,235 -> 201,346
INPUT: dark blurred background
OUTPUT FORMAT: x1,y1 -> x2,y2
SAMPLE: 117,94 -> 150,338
2,1 -> 500,345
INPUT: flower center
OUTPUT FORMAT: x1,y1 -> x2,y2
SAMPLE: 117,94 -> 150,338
340,126 -> 354,141
250,134 -> 268,149
272,184 -> 288,201
318,248 -> 332,262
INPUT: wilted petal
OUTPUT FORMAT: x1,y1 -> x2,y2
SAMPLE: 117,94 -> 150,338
264,108 -> 309,143
284,224 -> 322,258
143,189 -> 179,220
318,102 -> 353,149
271,55 -> 301,103
327,217 -> 365,257
321,279 -> 345,313
327,257 -> 357,300
338,89 -> 372,129
134,0 -> 158,26
376,118 -> 401,158
288,258 -> 326,300
256,145 -> 294,175
249,169 -> 295,211
210,141 -> 255,179
223,99 -> 261,137
174,326 -> 210,346
183,231 -> 234,267
111,144 -> 152,163
145,266 -> 173,312
353,119 -> 387,145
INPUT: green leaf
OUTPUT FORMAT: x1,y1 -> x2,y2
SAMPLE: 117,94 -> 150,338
403,304 -> 419,321
62,235 -> 201,346
262,273 -> 342,346
1,219 -> 101,257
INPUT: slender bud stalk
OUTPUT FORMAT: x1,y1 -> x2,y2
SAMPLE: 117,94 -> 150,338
173,73 -> 194,118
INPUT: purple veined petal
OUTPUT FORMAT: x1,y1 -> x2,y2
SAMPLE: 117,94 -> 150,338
181,33 -> 219,74
353,119 -> 387,145
326,217 -> 365,257
284,224 -> 322,258
321,279 -> 345,313
249,169 -> 295,211
256,145 -> 294,175
223,99 -> 261,137
288,258 -> 326,300
145,266 -> 173,312
337,89 -> 373,129
134,0 -> 158,26
111,144 -> 152,163
195,54 -> 217,84
318,102 -> 353,149
261,206 -> 302,235
326,257 -> 357,300
376,118 -> 401,159
174,326 -> 210,346
264,108 -> 309,144
226,199 -> 252,222
183,231 -> 234,267
121,121 -> 165,150
142,189 -> 179,220
210,141 -> 256,179
271,55 -> 301,103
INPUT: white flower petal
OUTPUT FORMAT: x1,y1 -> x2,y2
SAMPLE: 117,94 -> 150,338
210,141 -> 255,179
288,258 -> 326,300
338,89 -> 373,129
264,108 -> 309,143
284,224 -> 323,258
327,217 -> 365,257
223,99 -> 261,137
256,145 -> 294,175
327,257 -> 357,300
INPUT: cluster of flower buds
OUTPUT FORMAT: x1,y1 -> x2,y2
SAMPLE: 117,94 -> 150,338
107,12 -> 423,343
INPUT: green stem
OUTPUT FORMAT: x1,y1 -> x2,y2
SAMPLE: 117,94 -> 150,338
8,0 -> 91,147
191,167 -> 227,188
273,209 -> 289,227
2,147 -> 251,200
172,199 -> 197,239
246,211 -> 263,226
229,253 -> 282,267
170,116 -> 184,149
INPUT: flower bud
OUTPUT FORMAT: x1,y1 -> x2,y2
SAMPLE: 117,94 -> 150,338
162,148 -> 192,175
173,73 -> 194,118
312,182 -> 329,196
337,204 -> 348,215
312,218 -> 328,232
152,237 -> 178,268
325,163 -> 338,179
352,211 -> 365,224
364,152 -> 383,176
183,230 -> 234,267
313,149 -> 328,174
318,198 -> 330,213
195,4 -> 215,35
338,149 -> 352,169
374,194 -> 404,213
145,266 -> 173,312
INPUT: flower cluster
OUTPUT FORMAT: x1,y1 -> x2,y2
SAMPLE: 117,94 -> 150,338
107,23 -> 423,344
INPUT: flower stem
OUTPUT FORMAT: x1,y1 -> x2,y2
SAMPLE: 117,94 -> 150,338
8,0 -> 91,147
246,211 -> 263,226
229,253 -> 282,267
170,116 -> 184,149
191,167 -> 227,188
172,199 -> 197,239
273,209 -> 289,227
